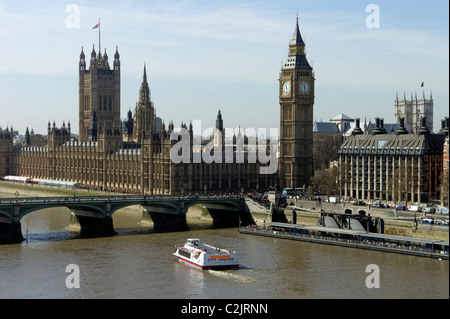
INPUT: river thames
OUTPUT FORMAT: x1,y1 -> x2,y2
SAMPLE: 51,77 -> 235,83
0,200 -> 448,300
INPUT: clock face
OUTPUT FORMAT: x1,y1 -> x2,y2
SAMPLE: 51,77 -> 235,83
299,81 -> 310,95
282,81 -> 291,96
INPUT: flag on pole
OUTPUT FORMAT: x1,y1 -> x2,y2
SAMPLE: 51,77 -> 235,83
93,19 -> 101,51
421,82 -> 424,87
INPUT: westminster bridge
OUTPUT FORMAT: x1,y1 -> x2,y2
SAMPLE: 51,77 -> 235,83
0,195 -> 254,244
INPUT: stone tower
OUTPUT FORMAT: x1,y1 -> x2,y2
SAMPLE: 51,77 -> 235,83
394,91 -> 433,133
279,15 -> 315,189
132,64 -> 155,143
79,45 -> 121,142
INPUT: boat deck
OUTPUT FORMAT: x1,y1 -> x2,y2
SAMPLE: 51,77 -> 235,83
186,241 -> 232,256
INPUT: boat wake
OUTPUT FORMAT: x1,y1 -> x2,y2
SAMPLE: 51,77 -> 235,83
208,267 -> 255,284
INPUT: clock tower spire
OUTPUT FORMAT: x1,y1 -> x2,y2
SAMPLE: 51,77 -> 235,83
279,14 -> 314,189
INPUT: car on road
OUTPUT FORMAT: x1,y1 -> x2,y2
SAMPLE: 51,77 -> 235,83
371,201 -> 386,208
396,205 -> 406,211
353,200 -> 366,206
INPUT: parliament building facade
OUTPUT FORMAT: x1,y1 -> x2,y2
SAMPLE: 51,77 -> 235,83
2,19 -> 315,195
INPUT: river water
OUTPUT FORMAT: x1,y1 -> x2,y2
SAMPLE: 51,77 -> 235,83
0,203 -> 448,300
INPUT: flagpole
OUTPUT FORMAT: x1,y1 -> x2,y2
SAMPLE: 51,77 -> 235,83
99,18 -> 101,52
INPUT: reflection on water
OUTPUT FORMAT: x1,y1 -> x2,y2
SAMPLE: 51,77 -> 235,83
0,203 -> 448,299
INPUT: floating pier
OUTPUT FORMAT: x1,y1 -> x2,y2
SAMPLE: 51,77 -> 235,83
239,222 -> 449,260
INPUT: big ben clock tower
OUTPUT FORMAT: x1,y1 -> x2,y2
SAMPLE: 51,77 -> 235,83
279,15 -> 314,189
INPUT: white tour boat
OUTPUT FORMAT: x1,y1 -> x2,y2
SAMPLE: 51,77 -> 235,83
173,238 -> 239,270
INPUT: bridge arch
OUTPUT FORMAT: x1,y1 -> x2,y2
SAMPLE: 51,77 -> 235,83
18,204 -> 73,221
0,196 -> 254,244
184,199 -> 241,212
184,198 -> 253,228
0,209 -> 12,224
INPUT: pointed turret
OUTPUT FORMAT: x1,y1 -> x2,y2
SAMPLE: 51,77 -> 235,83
283,14 -> 311,70
97,49 -> 103,61
113,46 -> 120,71
143,63 -> 148,83
25,127 -> 31,146
90,45 -> 97,67
290,15 -> 305,47
216,110 -> 223,131
79,47 -> 86,71
102,48 -> 109,68
80,46 -> 85,61
139,63 -> 151,104
133,63 -> 155,143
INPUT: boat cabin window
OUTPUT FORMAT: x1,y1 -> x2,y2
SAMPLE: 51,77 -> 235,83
187,239 -> 200,246
178,249 -> 191,259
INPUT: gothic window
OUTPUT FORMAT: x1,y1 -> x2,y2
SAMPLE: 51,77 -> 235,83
109,96 -> 112,110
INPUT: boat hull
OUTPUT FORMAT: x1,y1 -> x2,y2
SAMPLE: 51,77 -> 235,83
175,256 -> 239,271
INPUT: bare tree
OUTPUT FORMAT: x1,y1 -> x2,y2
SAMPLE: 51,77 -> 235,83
313,133 -> 342,170
312,165 -> 340,198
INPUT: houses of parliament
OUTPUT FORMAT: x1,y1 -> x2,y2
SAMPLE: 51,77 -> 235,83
0,18 -> 315,195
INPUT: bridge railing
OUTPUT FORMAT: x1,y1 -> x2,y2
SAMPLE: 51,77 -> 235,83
0,194 -> 244,205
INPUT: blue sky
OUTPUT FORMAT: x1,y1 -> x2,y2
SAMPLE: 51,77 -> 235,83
0,0 -> 448,136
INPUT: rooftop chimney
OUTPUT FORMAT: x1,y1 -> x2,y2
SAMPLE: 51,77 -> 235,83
396,117 -> 408,135
418,116 -> 430,135
352,118 -> 363,135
